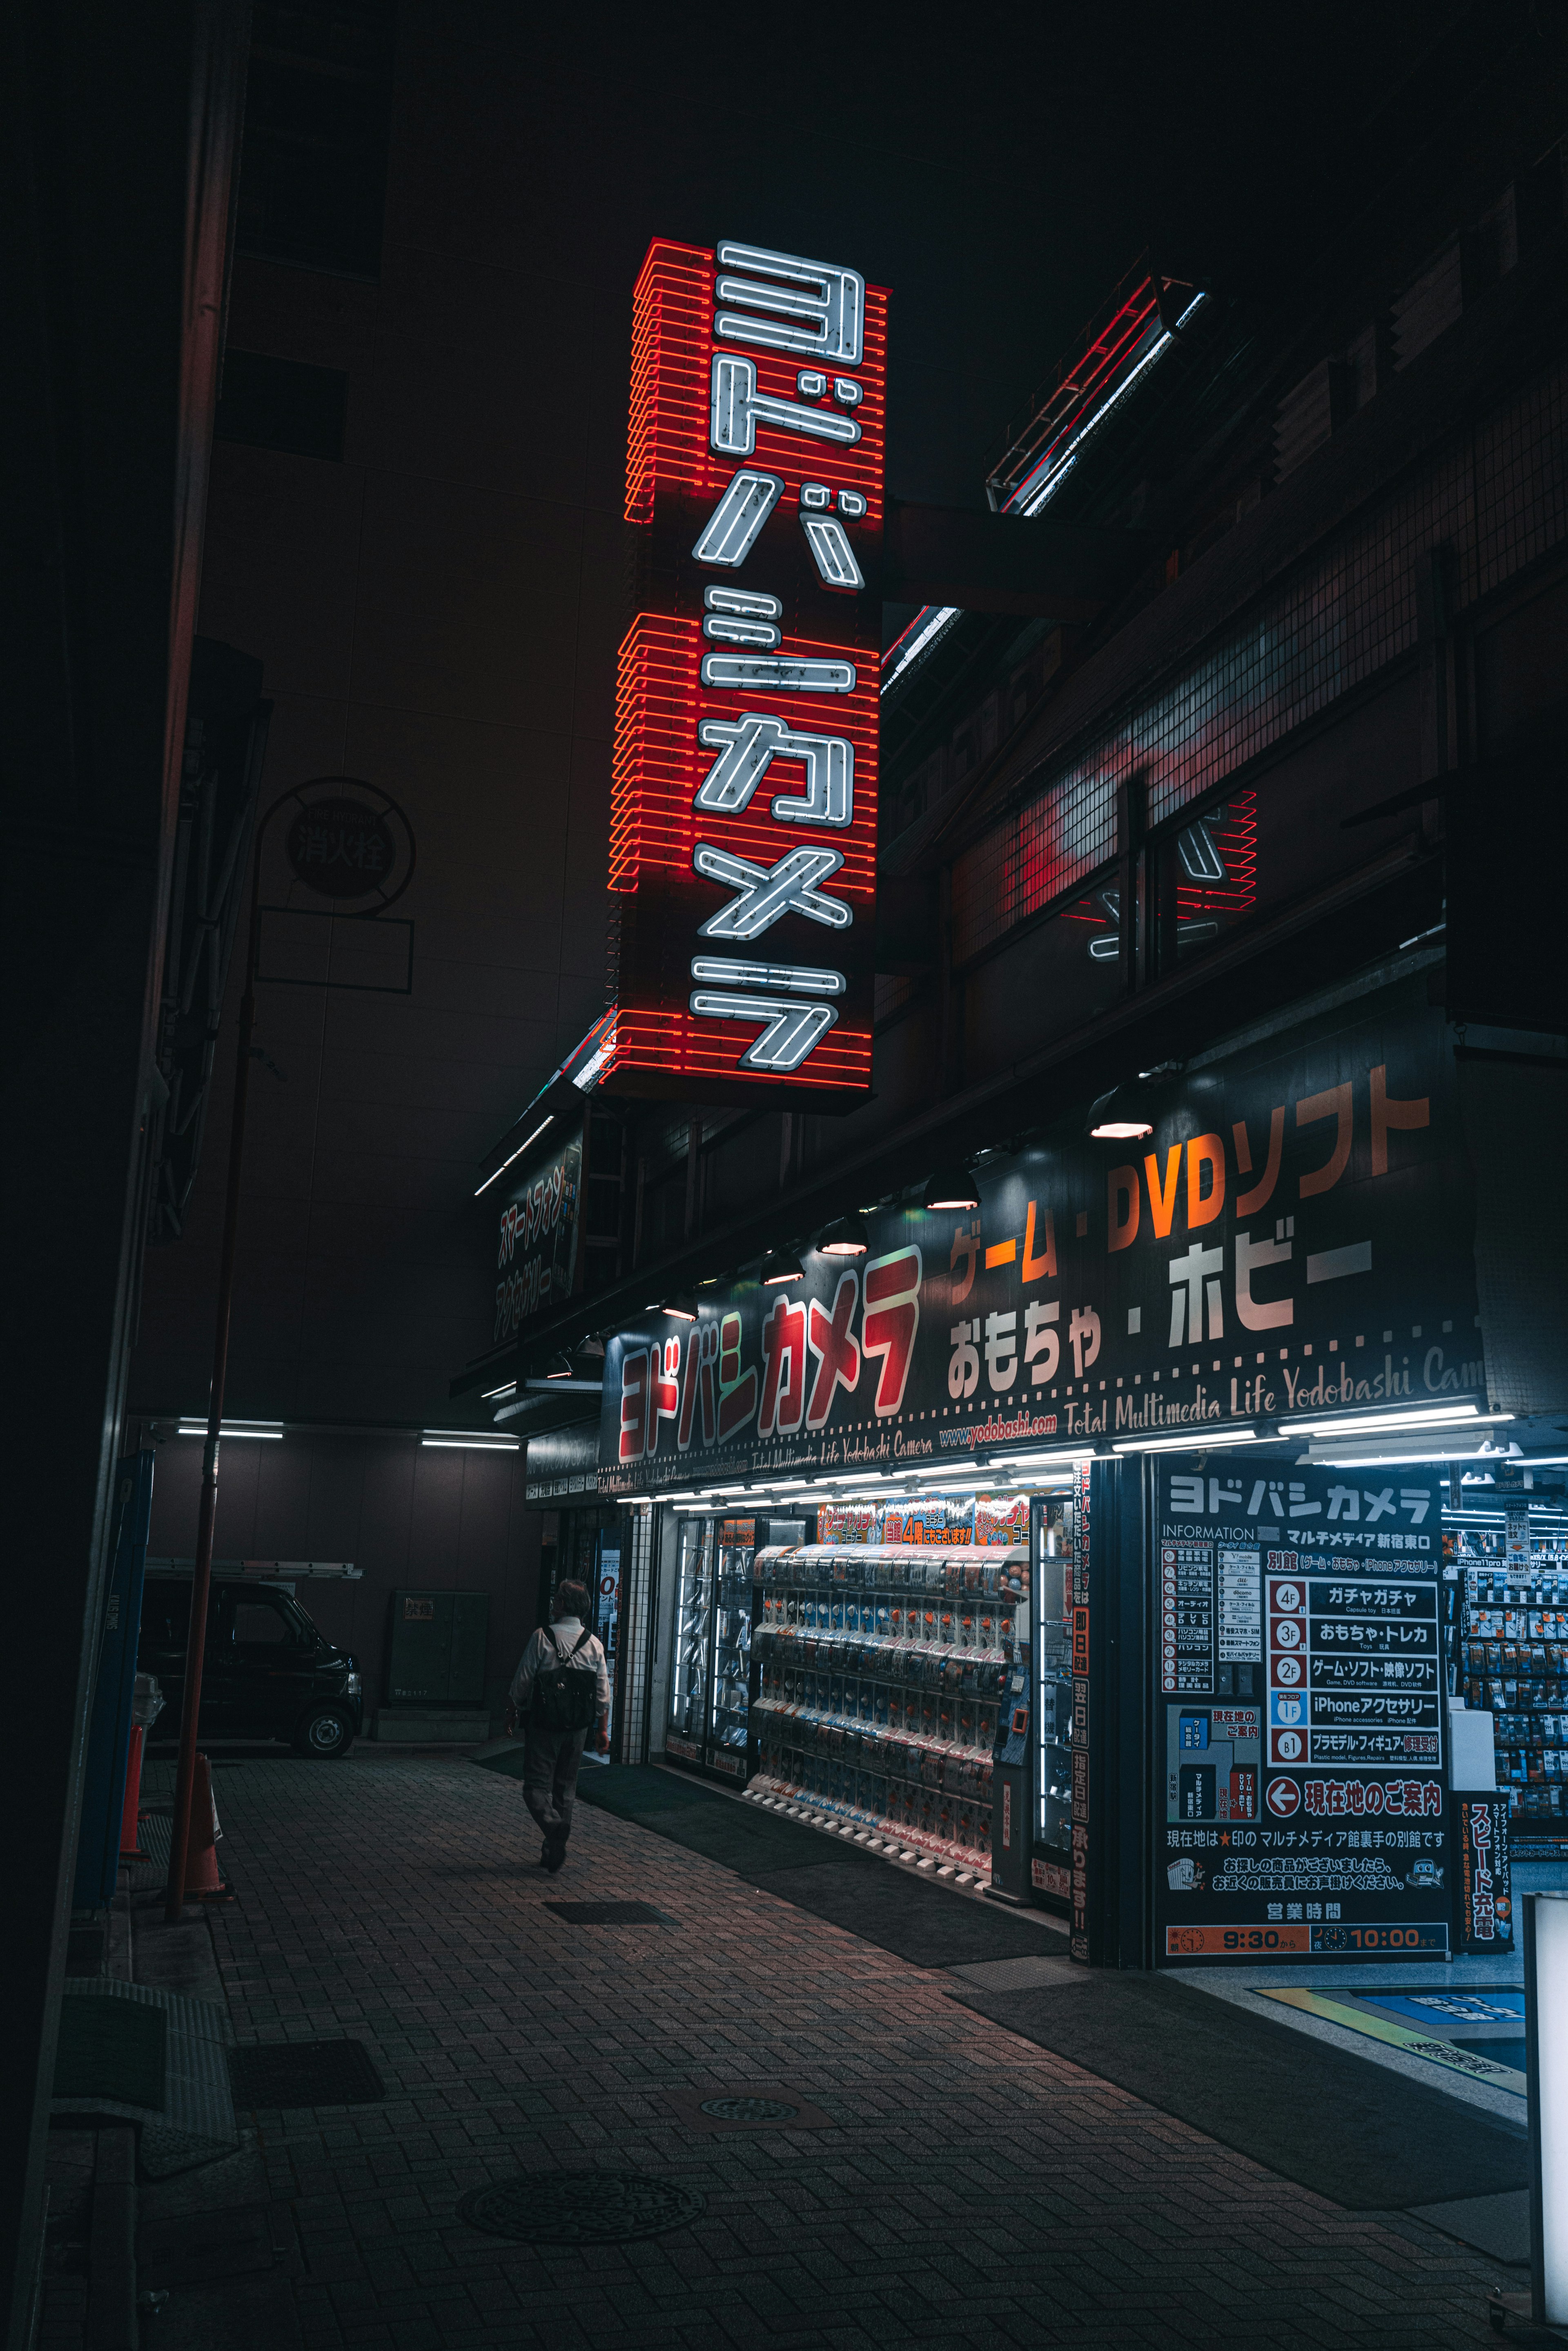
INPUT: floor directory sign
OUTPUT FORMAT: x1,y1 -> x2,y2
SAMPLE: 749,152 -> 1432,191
1152,1455 -> 1446,1963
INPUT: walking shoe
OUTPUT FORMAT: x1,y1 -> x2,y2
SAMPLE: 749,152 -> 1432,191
545,1836 -> 568,1874
539,1839 -> 552,1869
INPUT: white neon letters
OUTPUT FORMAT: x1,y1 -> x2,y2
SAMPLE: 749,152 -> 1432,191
693,844 -> 851,937
694,714 -> 853,827
682,237 -> 871,1081
713,242 -> 865,365
691,471 -> 784,567
710,356 -> 861,456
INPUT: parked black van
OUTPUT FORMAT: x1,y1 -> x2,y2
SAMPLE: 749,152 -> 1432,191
139,1573 -> 363,1756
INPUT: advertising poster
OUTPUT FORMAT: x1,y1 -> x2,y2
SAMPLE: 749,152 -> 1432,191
1153,1455 -> 1449,1963
493,1121 -> 583,1345
598,989 -> 1483,1496
1454,1794 -> 1514,1952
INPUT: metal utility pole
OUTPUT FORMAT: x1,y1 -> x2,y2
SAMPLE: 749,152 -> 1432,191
163,816 -> 266,1918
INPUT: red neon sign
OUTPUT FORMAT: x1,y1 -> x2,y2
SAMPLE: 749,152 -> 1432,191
602,238 -> 887,1105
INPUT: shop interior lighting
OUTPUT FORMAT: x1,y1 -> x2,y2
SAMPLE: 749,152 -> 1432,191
1279,1404 -> 1510,1439
1311,1442 -> 1517,1468
419,1431 -> 519,1451
922,1163 -> 980,1211
176,1419 -> 284,1440
1113,1428 -> 1261,1455
1086,1087 -> 1154,1141
993,1446 -> 1096,1468
817,1212 -> 870,1257
480,1379 -> 517,1399
473,1115 -> 552,1198
762,1246 -> 806,1284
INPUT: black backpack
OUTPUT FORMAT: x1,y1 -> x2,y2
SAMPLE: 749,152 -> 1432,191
530,1626 -> 599,1732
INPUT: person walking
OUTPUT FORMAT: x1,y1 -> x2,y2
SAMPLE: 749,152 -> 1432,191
505,1580 -> 610,1872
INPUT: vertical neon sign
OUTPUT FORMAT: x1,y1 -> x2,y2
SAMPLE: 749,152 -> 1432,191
603,240 -> 887,1105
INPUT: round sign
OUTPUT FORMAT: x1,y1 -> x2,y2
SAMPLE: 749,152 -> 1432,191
1266,1776 -> 1301,1817
1275,1696 -> 1303,1725
1274,1731 -> 1303,1762
1273,1582 -> 1303,1612
1274,1655 -> 1303,1686
1272,1618 -> 1303,1649
286,796 -> 396,898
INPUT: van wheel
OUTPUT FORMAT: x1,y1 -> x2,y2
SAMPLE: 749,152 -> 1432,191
294,1706 -> 354,1758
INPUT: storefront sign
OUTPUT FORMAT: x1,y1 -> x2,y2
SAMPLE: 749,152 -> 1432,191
1454,1793 -> 1513,1950
597,993 -> 1483,1492
495,1123 -> 582,1344
600,238 -> 886,1107
1153,1455 -> 1452,1962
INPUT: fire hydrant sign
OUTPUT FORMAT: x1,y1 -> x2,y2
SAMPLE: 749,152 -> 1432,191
1154,1455 -> 1450,1962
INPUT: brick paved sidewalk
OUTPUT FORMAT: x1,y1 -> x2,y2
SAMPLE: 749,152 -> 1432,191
148,1752 -> 1514,2351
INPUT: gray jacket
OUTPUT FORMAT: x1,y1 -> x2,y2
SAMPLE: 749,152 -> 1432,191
509,1617 -> 610,1716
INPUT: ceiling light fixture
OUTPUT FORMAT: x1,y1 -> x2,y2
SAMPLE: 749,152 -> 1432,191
420,1431 -> 520,1451
818,1212 -> 870,1257
663,1295 -> 699,1322
762,1246 -> 806,1285
922,1163 -> 980,1212
1086,1087 -> 1154,1142
1279,1404 -> 1510,1440
176,1419 -> 284,1440
1113,1428 -> 1261,1455
544,1352 -> 575,1380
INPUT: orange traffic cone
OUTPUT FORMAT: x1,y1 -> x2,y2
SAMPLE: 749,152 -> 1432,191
183,1753 -> 229,1900
119,1725 -> 145,1860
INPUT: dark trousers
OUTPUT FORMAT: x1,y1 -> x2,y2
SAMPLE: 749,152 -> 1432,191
523,1724 -> 586,1843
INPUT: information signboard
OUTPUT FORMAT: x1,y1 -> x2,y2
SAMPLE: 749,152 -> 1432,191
1152,1454 -> 1449,1962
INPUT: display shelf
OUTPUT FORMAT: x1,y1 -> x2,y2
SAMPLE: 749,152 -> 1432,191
708,1536 -> 755,1767
1457,1553 -> 1568,1842
744,1775 -> 991,1877
750,1541 -> 1029,1872
668,1518 -> 714,1747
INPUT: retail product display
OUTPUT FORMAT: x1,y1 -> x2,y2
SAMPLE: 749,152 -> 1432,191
1456,1551 -> 1568,1839
1033,1498 -> 1076,1880
749,1542 -> 1029,1870
666,1518 -> 755,1778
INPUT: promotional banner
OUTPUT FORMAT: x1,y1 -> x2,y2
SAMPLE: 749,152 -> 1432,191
1453,1793 -> 1514,1952
597,991 -> 1483,1494
493,1122 -> 583,1346
1152,1455 -> 1451,1963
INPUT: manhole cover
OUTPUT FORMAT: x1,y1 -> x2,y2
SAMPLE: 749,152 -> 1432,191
227,2040 -> 384,2110
458,2170 -> 704,2244
698,2096 -> 799,2124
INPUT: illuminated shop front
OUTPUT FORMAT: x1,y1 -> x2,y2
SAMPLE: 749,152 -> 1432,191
591,969 -> 1567,1962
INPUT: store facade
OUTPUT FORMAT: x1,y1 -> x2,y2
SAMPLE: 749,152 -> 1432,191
590,968 -> 1564,1963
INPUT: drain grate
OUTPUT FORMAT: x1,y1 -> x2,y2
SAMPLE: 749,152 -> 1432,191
227,2040 -> 383,2110
699,2095 -> 797,2123
458,2170 -> 704,2244
544,1901 -> 668,1925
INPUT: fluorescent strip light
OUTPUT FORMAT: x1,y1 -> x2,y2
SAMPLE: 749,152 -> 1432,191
1014,294 -> 1207,518
473,1115 -> 554,1199
1314,1449 -> 1509,1469
992,1447 -> 1096,1468
882,605 -> 960,694
481,1380 -> 517,1399
176,1420 -> 284,1440
420,1432 -> 519,1451
1114,1429 -> 1261,1455
1278,1404 -> 1507,1439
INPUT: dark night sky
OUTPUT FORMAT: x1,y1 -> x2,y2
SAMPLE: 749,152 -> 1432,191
496,0 -> 1463,507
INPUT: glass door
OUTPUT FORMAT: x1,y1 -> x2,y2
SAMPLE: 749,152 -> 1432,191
1033,1493 -> 1075,1907
706,1520 -> 755,1778
666,1518 -> 715,1765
